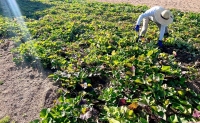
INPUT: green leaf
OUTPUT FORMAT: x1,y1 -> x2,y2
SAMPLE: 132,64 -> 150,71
147,50 -> 154,57
179,100 -> 192,107
108,118 -> 120,123
113,60 -> 120,65
111,50 -> 116,55
161,65 -> 171,72
197,105 -> 200,110
176,105 -> 185,113
138,54 -> 145,62
127,109 -> 133,116
58,95 -> 65,103
184,108 -> 192,115
40,108 -> 50,119
151,105 -> 157,111
41,117 -> 51,123
125,63 -> 132,67
120,106 -> 128,114
139,117 -> 148,123
158,111 -> 166,120
168,114 -> 179,123
134,78 -> 143,84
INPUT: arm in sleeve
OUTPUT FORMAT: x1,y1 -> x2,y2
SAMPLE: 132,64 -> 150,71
159,25 -> 166,40
136,9 -> 155,25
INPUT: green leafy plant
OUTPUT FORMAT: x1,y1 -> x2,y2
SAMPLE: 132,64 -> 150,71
0,0 -> 200,122
0,116 -> 10,123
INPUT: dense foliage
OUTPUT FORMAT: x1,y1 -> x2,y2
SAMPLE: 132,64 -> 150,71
0,0 -> 200,122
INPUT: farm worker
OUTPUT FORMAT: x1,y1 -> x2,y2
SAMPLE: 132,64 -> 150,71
134,6 -> 174,48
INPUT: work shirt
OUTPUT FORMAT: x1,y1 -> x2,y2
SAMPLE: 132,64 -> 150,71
136,6 -> 166,40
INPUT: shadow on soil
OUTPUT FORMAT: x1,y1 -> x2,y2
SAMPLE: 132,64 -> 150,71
161,44 -> 200,64
161,44 -> 200,94
0,0 -> 54,19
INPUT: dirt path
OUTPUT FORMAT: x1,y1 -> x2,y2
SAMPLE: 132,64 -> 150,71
0,40 -> 58,123
96,0 -> 200,12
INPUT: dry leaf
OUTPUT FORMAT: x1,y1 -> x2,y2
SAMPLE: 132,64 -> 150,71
128,102 -> 138,110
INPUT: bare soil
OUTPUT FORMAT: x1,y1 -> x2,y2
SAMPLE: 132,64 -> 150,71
96,0 -> 200,12
0,40 -> 58,123
0,0 -> 200,123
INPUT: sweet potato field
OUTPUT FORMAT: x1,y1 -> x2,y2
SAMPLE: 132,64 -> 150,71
0,0 -> 200,122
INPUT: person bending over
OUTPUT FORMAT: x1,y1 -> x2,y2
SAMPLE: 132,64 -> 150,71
134,6 -> 174,48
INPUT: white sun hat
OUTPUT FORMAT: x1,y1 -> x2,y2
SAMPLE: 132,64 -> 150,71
154,8 -> 174,26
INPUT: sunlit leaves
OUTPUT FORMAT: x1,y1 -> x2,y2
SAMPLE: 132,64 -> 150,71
108,118 -> 120,123
147,50 -> 154,57
161,65 -> 171,73
134,78 -> 143,84
104,106 -> 137,122
168,114 -> 179,123
138,54 -> 145,62
40,108 -> 50,119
